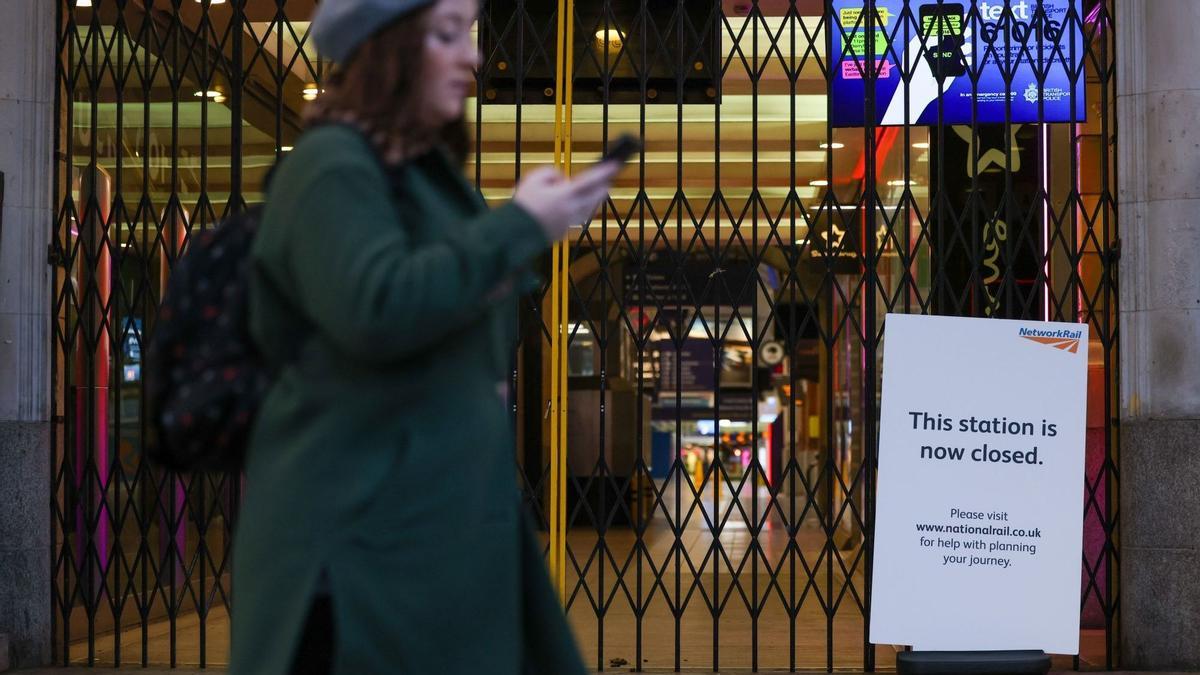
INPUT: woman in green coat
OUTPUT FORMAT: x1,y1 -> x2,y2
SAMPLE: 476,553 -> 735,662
229,0 -> 619,672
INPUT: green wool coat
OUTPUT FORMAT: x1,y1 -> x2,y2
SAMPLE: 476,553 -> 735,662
230,125 -> 583,675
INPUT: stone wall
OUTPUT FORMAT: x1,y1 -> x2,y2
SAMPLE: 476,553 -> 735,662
1117,0 -> 1200,669
0,0 -> 55,668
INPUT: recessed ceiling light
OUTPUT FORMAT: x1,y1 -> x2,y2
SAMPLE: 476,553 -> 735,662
820,142 -> 845,149
280,146 -> 294,152
809,179 -> 829,187
76,0 -> 92,6
595,28 -> 624,43
912,141 -> 930,149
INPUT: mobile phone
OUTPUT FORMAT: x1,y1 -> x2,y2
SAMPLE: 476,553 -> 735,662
601,134 -> 642,164
919,3 -> 966,79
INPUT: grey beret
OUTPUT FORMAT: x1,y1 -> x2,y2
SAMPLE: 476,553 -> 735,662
311,0 -> 438,64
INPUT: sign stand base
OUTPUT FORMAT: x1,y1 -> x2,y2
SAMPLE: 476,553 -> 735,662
897,650 -> 1051,675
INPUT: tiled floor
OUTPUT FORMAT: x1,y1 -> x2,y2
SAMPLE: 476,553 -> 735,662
61,484 -> 1111,671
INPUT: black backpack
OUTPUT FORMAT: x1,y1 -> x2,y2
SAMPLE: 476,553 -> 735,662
144,207 -> 269,473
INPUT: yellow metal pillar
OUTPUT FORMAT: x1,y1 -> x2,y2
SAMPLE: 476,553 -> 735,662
547,0 -> 574,603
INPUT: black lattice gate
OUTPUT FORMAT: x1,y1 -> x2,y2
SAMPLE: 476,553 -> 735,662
53,0 -> 1118,670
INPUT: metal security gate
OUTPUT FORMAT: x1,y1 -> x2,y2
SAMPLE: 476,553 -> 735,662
53,0 -> 1119,670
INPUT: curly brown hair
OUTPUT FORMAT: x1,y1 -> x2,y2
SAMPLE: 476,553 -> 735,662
303,7 -> 469,165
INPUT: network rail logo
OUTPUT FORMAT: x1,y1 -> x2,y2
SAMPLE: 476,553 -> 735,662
1018,326 -> 1083,354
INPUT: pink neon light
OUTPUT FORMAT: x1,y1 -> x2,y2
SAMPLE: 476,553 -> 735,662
1042,124 -> 1051,321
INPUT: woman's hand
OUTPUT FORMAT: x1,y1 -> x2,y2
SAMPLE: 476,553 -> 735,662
512,161 -> 622,242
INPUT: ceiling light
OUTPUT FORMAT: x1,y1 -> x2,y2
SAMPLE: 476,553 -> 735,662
196,0 -> 227,4
887,179 -> 917,187
594,28 -> 624,48
194,89 -> 222,99
302,85 -> 321,101
912,141 -> 930,149
280,146 -> 294,152
820,142 -> 845,149
808,179 -> 829,187
76,0 -> 92,6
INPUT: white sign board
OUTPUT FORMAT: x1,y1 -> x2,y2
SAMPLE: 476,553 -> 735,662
869,314 -> 1088,654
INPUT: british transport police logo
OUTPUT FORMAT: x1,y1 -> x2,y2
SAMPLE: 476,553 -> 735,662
1023,81 -> 1040,104
1018,326 -> 1083,354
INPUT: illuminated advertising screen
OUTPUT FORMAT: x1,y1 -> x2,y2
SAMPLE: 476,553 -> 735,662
831,0 -> 1087,127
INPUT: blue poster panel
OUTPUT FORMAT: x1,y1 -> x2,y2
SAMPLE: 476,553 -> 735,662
831,0 -> 1087,127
